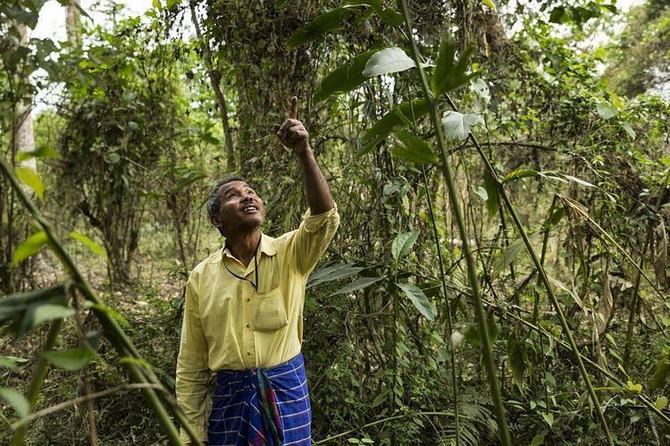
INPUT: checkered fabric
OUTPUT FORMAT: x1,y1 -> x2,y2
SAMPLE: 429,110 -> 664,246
208,353 -> 311,446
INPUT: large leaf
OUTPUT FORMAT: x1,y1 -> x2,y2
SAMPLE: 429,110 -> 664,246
392,129 -> 437,164
502,168 -> 538,184
361,99 -> 430,152
0,285 -> 67,322
396,282 -> 436,320
288,7 -> 361,48
362,47 -> 415,77
15,166 -> 45,200
70,231 -> 107,258
308,263 -> 366,287
329,277 -> 383,296
441,111 -> 483,141
0,387 -> 30,418
492,238 -> 525,277
431,36 -> 474,97
391,231 -> 419,260
18,304 -> 74,337
42,347 -> 96,371
596,101 -> 619,119
314,50 -> 376,103
11,231 -> 48,266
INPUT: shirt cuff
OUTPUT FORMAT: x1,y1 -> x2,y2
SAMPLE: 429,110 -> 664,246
301,202 -> 339,232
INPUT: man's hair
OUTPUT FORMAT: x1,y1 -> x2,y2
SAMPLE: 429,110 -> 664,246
207,175 -> 247,220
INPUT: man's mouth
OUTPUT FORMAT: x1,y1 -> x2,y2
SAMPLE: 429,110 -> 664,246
241,204 -> 258,214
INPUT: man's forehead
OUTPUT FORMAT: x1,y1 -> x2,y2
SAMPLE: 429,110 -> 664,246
219,180 -> 252,194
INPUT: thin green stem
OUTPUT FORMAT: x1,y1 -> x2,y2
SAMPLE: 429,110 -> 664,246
398,2 -> 513,444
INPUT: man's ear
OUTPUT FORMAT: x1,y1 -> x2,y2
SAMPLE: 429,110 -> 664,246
210,215 -> 222,229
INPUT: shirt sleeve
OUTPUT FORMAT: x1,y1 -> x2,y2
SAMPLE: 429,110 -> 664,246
176,278 -> 210,443
287,203 -> 340,276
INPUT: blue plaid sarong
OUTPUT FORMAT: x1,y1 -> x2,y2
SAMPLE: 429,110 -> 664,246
207,353 -> 312,446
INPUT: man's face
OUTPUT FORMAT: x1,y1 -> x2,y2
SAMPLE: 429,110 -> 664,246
211,181 -> 265,235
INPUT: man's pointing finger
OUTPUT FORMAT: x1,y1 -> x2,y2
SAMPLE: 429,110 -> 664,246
288,96 -> 298,119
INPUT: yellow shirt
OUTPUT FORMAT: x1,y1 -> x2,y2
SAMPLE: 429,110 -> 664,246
175,205 -> 339,442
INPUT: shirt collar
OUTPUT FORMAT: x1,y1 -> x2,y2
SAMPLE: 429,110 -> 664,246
208,233 -> 276,264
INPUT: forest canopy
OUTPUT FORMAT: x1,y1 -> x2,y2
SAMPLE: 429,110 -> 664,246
0,0 -> 669,444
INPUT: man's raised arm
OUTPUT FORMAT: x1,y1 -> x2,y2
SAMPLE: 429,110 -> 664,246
275,96 -> 334,215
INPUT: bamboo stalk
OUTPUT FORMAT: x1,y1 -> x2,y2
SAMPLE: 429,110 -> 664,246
398,2 -> 513,444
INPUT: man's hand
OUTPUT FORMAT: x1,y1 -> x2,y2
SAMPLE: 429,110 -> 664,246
275,96 -> 310,157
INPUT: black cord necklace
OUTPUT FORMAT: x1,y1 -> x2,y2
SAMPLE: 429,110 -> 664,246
223,237 -> 261,291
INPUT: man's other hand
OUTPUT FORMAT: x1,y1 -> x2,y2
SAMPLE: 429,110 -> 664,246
275,96 -> 310,156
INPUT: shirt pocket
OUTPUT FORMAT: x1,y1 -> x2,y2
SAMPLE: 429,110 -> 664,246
253,286 -> 288,332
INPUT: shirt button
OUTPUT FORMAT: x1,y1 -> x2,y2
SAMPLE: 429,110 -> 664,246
246,298 -> 251,302
247,351 -> 252,356
246,324 -> 251,328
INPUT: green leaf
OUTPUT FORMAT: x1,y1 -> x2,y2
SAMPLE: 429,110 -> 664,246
562,174 -> 595,188
431,36 -> 475,97
441,111 -> 483,141
19,304 -> 74,336
626,380 -> 643,394
502,168 -> 538,184
482,0 -> 496,10
0,387 -> 30,418
483,173 -> 499,218
15,146 -> 61,162
471,78 -> 490,102
493,238 -> 525,277
0,285 -> 68,322
329,277 -> 383,296
530,433 -> 545,446
362,47 -> 415,77
42,347 -> 96,371
314,50 -> 376,103
655,396 -> 668,411
396,282 -> 436,320
391,231 -> 419,260
152,0 -> 161,9
69,231 -> 106,258
288,7 -> 359,48
541,206 -> 566,231
649,354 -> 670,392
11,231 -> 48,266
0,356 -> 27,370
392,129 -> 437,164
507,336 -> 525,388
308,263 -> 366,287
473,186 -> 488,201
378,7 -> 403,26
362,99 -> 430,152
596,101 -> 618,119
15,166 -> 45,200
621,122 -> 636,139
541,412 -> 554,427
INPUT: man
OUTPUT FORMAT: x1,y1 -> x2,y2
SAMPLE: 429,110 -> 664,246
176,97 -> 339,446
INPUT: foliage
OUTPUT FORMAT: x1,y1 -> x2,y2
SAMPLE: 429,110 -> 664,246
0,0 -> 669,445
